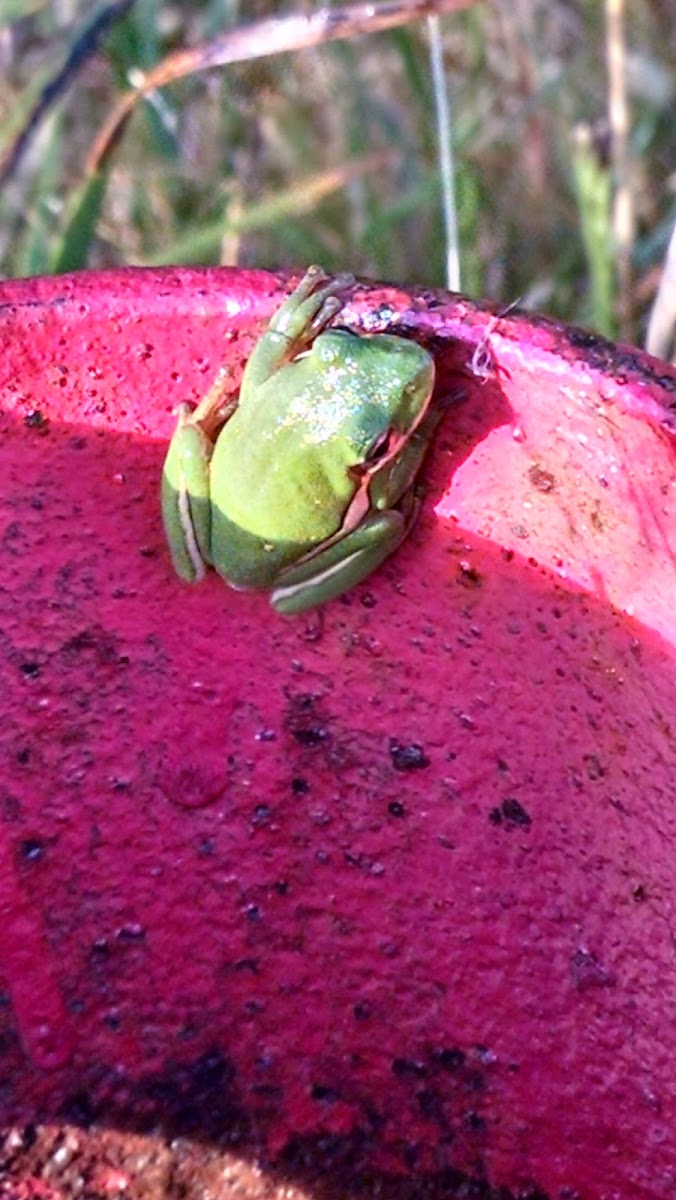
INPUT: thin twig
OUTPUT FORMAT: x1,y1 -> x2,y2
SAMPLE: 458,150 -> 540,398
86,0 -> 478,175
0,0 -> 136,188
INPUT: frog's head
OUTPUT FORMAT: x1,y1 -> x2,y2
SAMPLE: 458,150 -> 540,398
294,327 -> 437,530
311,329 -> 435,463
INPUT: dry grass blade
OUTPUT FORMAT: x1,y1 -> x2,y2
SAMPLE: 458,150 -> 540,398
605,0 -> 634,340
646,217 -> 676,362
137,154 -> 394,268
427,14 -> 460,291
85,0 -> 479,175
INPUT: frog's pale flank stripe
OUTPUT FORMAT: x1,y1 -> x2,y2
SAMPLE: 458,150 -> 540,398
177,486 -> 206,581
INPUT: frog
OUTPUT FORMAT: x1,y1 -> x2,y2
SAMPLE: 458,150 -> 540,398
161,265 -> 440,615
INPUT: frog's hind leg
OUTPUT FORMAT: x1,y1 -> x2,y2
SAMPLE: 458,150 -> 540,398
270,508 -> 410,616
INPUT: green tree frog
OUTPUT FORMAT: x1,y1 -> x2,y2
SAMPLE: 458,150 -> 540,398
161,265 -> 440,615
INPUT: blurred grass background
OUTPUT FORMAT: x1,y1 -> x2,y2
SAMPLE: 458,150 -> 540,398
0,0 -> 674,347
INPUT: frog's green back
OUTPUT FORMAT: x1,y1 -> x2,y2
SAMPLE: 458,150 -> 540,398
208,391 -> 357,589
207,329 -> 434,592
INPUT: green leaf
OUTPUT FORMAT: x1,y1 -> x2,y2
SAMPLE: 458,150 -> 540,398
52,168 -> 109,273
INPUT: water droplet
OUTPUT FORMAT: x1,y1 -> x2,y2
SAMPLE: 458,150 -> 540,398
158,748 -> 229,809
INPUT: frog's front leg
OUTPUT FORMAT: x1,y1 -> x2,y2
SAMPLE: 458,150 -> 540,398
270,505 -> 417,615
240,266 -> 355,398
187,365 -> 238,441
368,402 -> 446,510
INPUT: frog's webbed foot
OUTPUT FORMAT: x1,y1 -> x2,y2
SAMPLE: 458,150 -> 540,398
273,265 -> 356,353
241,267 -> 355,396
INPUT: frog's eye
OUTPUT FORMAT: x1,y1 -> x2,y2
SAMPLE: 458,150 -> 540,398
364,429 -> 393,464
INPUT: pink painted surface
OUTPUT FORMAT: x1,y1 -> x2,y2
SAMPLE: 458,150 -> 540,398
0,266 -> 675,1198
